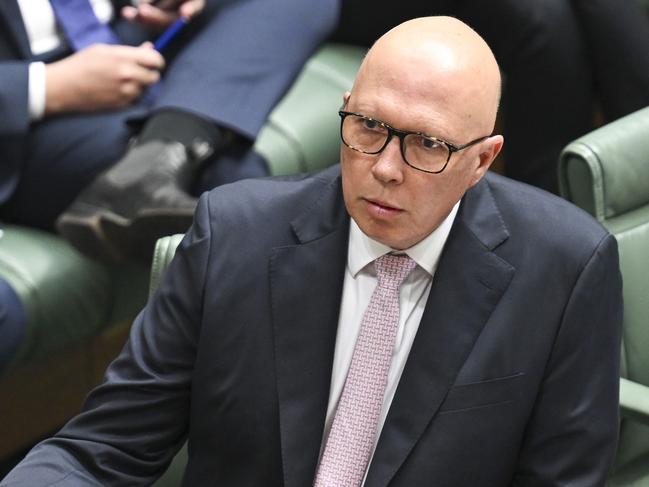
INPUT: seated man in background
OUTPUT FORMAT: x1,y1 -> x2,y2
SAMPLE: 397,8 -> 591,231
1,16 -> 622,486
0,0 -> 339,262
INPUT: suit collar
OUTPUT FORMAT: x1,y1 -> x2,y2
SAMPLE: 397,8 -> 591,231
459,174 -> 510,251
271,168 -> 350,487
290,168 -> 349,245
366,176 -> 515,487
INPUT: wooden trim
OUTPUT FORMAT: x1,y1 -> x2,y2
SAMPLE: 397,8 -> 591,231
0,321 -> 132,459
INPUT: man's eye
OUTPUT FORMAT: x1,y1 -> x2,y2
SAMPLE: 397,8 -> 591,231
420,137 -> 441,150
363,119 -> 380,130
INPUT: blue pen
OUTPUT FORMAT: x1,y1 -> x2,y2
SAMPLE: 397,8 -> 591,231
154,17 -> 188,52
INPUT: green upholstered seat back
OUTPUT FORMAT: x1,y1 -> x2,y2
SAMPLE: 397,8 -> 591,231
149,233 -> 185,299
559,106 -> 649,221
607,207 -> 649,479
559,107 -> 649,480
148,234 -> 187,487
254,43 -> 365,176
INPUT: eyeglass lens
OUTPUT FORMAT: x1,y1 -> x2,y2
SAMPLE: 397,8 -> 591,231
341,113 -> 450,172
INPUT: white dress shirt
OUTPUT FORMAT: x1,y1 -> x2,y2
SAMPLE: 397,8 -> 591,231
321,201 -> 460,479
16,0 -> 115,120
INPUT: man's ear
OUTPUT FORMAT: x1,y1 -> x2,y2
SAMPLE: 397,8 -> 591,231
342,91 -> 351,105
469,135 -> 504,187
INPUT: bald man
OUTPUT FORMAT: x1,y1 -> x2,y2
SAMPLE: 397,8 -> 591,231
2,17 -> 622,487
335,0 -> 649,194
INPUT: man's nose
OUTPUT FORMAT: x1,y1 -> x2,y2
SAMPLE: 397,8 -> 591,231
371,136 -> 405,183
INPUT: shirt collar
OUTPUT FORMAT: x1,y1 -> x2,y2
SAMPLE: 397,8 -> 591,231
348,201 -> 460,278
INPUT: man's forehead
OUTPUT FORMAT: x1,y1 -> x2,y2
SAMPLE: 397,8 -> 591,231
349,64 -> 467,141
349,95 -> 456,142
352,16 -> 501,135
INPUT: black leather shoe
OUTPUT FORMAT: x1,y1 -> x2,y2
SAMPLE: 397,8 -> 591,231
56,138 -> 214,262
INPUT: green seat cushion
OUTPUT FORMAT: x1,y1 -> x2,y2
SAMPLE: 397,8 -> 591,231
609,450 -> 649,487
0,225 -> 147,368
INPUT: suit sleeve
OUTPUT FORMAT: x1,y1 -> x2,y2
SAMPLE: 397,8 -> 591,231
1,194 -> 215,486
512,234 -> 623,486
0,61 -> 30,136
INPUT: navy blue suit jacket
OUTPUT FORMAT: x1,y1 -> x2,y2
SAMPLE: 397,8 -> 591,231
0,0 -> 141,205
0,0 -> 144,204
2,166 -> 623,486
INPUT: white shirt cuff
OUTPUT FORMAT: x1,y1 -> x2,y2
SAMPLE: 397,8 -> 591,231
28,61 -> 46,121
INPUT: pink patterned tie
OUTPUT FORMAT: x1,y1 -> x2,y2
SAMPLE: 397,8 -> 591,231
314,254 -> 417,487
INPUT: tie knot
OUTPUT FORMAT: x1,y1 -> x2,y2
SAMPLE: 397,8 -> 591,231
374,254 -> 416,289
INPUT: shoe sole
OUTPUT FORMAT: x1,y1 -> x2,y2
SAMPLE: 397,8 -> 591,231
56,211 -> 128,263
57,209 -> 193,263
102,210 -> 194,262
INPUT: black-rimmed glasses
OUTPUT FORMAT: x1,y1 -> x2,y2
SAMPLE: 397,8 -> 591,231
339,110 -> 490,174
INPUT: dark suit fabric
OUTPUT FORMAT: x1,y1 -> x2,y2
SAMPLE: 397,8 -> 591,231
2,166 -> 622,486
334,0 -> 649,194
0,0 -> 339,228
570,0 -> 649,120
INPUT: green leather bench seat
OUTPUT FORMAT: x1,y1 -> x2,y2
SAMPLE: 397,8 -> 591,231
559,106 -> 649,486
0,225 -> 148,368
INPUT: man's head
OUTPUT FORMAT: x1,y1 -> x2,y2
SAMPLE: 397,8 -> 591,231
340,16 -> 503,250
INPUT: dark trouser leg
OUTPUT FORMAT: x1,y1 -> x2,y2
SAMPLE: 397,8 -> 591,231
194,136 -> 269,193
455,0 -> 595,193
121,0 -> 341,196
155,0 -> 341,139
126,0 -> 341,193
571,0 -> 649,120
0,108 -> 138,231
333,1 -> 447,46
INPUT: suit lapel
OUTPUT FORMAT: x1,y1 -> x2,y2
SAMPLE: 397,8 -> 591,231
0,0 -> 32,58
366,177 -> 516,487
271,172 -> 350,487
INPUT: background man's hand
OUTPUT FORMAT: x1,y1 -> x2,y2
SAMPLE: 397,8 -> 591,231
121,0 -> 205,31
44,43 -> 165,115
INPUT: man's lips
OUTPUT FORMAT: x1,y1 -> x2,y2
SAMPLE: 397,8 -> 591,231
364,198 -> 404,216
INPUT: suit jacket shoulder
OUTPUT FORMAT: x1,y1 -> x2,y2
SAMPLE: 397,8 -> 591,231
202,165 -> 346,248
478,171 -> 610,268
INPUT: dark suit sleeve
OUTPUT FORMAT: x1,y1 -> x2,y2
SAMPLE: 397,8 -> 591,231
1,194 -> 215,486
512,234 -> 623,486
0,61 -> 30,136
0,61 -> 30,204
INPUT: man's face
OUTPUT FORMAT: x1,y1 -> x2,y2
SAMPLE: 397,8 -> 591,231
341,74 -> 492,250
